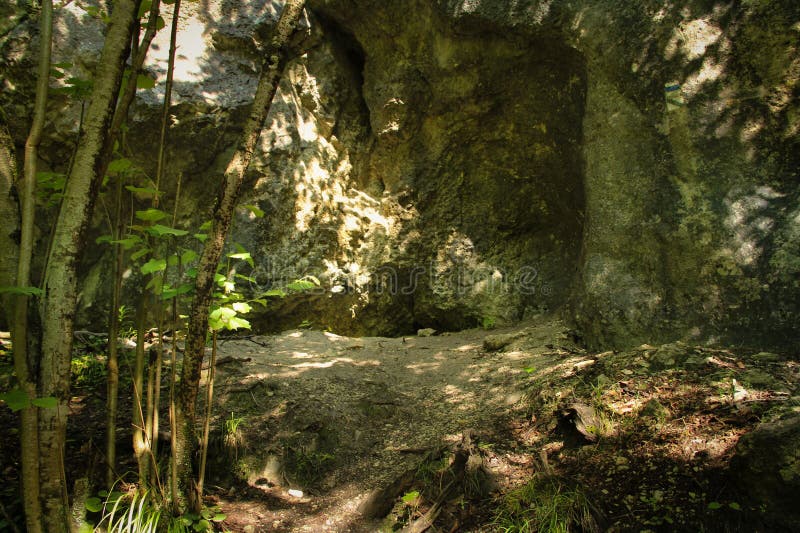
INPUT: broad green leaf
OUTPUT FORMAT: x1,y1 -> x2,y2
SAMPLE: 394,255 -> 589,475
232,302 -> 251,314
228,251 -> 254,268
227,316 -> 251,330
402,491 -> 420,504
729,502 -> 741,511
243,204 -> 264,218
199,221 -> 212,231
194,233 -> 208,242
145,276 -> 163,292
52,61 -> 73,69
208,307 -> 236,331
156,15 -> 166,31
107,158 -> 133,174
141,258 -> 167,275
161,283 -> 193,300
193,519 -> 211,532
111,237 -> 141,250
524,367 -> 535,374
31,397 -> 58,409
287,280 -> 316,292
95,234 -> 113,244
0,389 -> 30,411
147,224 -> 189,237
84,497 -> 102,513
235,273 -> 256,283
185,267 -> 198,278
136,74 -> 156,89
261,289 -> 286,298
0,286 -> 44,296
708,502 -> 722,510
130,247 -> 150,261
211,513 -> 227,522
214,273 -> 226,286
125,185 -> 161,196
181,250 -> 198,264
136,208 -> 168,222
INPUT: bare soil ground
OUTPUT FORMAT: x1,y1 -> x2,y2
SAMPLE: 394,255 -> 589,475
1,317 -> 798,532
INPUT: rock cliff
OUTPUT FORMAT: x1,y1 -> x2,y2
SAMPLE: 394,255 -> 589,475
1,0 -> 798,349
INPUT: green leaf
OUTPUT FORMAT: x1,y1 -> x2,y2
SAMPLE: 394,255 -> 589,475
208,307 -> 236,331
199,221 -> 212,231
708,502 -> 722,510
84,496 -> 102,513
145,276 -> 163,292
95,234 -> 113,244
232,302 -> 251,313
211,513 -> 227,522
185,267 -> 198,279
235,273 -> 256,283
227,316 -> 251,330
136,74 -> 156,89
141,258 -> 167,275
125,185 -> 161,196
0,389 -> 30,411
243,204 -> 264,218
156,15 -> 166,31
52,61 -> 73,69
524,367 -> 535,374
402,491 -> 420,504
261,289 -> 286,298
228,251 -> 254,268
181,250 -> 198,264
31,397 -> 58,409
112,236 -> 142,250
147,224 -> 189,237
193,519 -> 211,532
287,280 -> 316,292
136,208 -> 169,222
0,285 -> 44,296
194,233 -> 208,243
728,502 -> 741,511
107,158 -> 133,175
161,284 -> 193,300
130,247 -> 151,261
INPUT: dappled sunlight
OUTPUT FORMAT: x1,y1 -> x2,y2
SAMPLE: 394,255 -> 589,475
405,361 -> 442,374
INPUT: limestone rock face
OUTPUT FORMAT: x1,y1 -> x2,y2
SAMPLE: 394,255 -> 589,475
1,0 -> 798,347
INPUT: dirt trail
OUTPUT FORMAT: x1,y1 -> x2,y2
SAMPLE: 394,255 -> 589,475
204,318 -> 572,532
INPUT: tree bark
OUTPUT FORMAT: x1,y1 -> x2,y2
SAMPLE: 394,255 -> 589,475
37,1 -> 141,530
0,117 -> 19,327
174,0 -> 307,512
13,1 -> 53,530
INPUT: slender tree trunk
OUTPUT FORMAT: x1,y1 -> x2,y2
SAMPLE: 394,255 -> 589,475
103,0 -> 159,490
132,296 -> 150,486
37,2 -> 141,529
174,0 -> 307,512
196,331 -> 217,501
13,2 -> 53,531
105,180 -> 125,488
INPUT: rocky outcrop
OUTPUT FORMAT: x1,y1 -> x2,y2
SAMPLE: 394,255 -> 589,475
1,0 -> 798,348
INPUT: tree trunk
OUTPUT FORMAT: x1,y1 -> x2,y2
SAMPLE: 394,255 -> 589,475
37,1 -> 141,529
174,0 -> 307,512
13,1 -> 54,530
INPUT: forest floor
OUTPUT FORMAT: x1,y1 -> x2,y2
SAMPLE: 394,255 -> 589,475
1,317 -> 798,532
